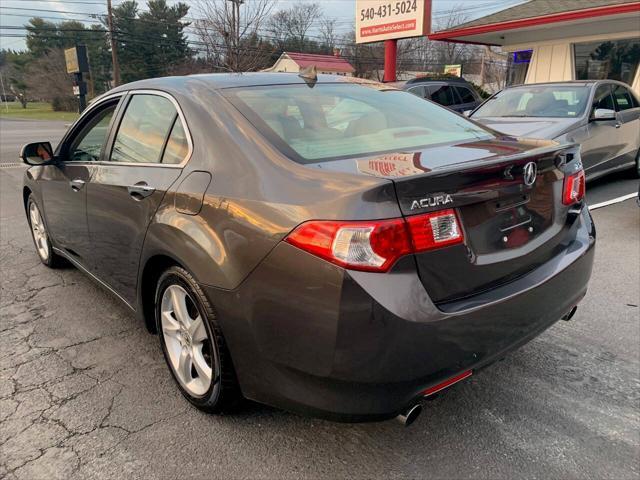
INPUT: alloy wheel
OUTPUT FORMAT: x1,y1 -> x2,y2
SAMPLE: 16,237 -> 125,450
29,202 -> 50,262
161,284 -> 214,397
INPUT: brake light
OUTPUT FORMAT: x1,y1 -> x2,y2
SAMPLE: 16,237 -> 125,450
563,169 -> 585,205
285,209 -> 464,272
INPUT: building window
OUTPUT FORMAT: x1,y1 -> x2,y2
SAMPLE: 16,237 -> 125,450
574,38 -> 640,85
506,49 -> 532,86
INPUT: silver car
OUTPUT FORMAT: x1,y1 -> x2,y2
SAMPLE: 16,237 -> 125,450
469,81 -> 640,180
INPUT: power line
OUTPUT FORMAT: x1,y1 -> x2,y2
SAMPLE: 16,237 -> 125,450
0,32 -> 508,69
1,1 -> 514,77
0,6 -> 476,51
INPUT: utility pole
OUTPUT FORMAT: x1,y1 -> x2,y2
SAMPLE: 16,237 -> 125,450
480,49 -> 486,89
0,73 -> 9,113
107,0 -> 121,86
227,0 -> 243,71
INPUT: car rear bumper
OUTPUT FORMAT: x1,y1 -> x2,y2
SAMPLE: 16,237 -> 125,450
202,205 -> 595,422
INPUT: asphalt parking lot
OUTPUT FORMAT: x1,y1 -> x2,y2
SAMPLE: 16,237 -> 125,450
1,118 -> 639,480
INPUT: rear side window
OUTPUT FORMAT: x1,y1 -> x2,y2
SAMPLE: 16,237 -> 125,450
111,94 -> 178,164
430,85 -> 457,106
224,83 -> 492,163
162,118 -> 189,165
612,85 -> 637,111
407,86 -> 426,98
456,86 -> 476,103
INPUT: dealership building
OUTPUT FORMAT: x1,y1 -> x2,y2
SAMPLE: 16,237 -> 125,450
429,0 -> 640,94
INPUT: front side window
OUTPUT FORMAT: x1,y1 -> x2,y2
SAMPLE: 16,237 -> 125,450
456,86 -> 476,104
224,83 -> 492,164
111,94 -> 178,164
592,84 -> 615,112
473,85 -> 590,118
612,84 -> 638,111
68,104 -> 116,162
574,38 -> 640,85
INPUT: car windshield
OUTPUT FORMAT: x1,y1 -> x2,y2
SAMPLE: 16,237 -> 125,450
223,83 -> 492,163
473,85 -> 590,118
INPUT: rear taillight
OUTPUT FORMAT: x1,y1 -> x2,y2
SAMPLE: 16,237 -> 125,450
563,169 -> 585,205
406,209 -> 463,251
285,209 -> 464,272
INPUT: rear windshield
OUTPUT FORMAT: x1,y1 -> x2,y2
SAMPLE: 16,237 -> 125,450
223,83 -> 492,163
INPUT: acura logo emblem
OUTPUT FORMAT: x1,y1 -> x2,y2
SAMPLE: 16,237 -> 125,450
523,162 -> 537,186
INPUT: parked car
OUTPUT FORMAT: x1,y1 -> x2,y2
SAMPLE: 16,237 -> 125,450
402,76 -> 483,113
469,81 -> 640,180
21,73 -> 595,425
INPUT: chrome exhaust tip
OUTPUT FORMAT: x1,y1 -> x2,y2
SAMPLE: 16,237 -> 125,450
561,305 -> 578,321
396,404 -> 422,427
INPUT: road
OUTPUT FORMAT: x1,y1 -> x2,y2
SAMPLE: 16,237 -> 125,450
1,118 -> 639,479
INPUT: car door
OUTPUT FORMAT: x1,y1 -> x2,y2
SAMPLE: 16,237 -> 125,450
581,83 -> 623,176
611,83 -> 640,168
41,96 -> 122,264
86,91 -> 191,306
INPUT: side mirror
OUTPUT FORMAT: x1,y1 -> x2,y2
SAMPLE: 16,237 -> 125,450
591,108 -> 616,121
463,110 -> 472,117
20,142 -> 55,166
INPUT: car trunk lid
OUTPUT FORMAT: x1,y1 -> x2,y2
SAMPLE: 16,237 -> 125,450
392,143 -> 578,304
307,136 -> 580,304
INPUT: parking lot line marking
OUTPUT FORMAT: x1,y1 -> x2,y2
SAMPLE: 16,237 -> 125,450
589,192 -> 638,211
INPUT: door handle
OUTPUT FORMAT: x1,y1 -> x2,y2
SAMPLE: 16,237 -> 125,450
127,182 -> 155,200
70,179 -> 86,192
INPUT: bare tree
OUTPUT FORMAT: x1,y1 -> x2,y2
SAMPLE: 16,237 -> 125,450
432,6 -> 471,66
479,46 -> 508,92
26,49 -> 76,110
319,18 -> 338,51
266,2 -> 322,51
194,0 -> 275,72
339,30 -> 384,80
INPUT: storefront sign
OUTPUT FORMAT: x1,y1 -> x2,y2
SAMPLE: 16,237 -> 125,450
444,64 -> 462,77
64,46 -> 89,74
356,0 -> 432,44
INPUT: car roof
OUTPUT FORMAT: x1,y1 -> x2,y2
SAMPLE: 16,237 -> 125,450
109,73 -> 387,94
502,80 -> 632,89
405,76 -> 471,85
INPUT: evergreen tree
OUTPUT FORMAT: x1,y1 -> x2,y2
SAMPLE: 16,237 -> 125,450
112,0 -> 191,83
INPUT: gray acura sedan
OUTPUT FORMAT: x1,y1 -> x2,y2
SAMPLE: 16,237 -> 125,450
469,81 -> 640,180
21,73 -> 595,424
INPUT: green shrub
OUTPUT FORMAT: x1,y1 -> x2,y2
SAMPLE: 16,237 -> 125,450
51,96 -> 78,112
468,81 -> 491,99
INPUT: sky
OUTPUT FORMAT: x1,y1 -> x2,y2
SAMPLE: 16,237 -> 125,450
0,0 -> 525,51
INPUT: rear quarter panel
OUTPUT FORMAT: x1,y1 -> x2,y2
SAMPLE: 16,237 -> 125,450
140,87 -> 401,290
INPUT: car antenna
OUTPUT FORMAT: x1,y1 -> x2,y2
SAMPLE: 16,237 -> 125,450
298,65 -> 318,87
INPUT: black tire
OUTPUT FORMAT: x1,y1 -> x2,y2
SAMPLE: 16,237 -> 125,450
155,266 -> 241,413
634,149 -> 640,179
26,195 -> 66,268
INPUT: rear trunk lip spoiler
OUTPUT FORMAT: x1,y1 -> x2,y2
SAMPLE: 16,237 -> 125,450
390,142 -> 579,182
